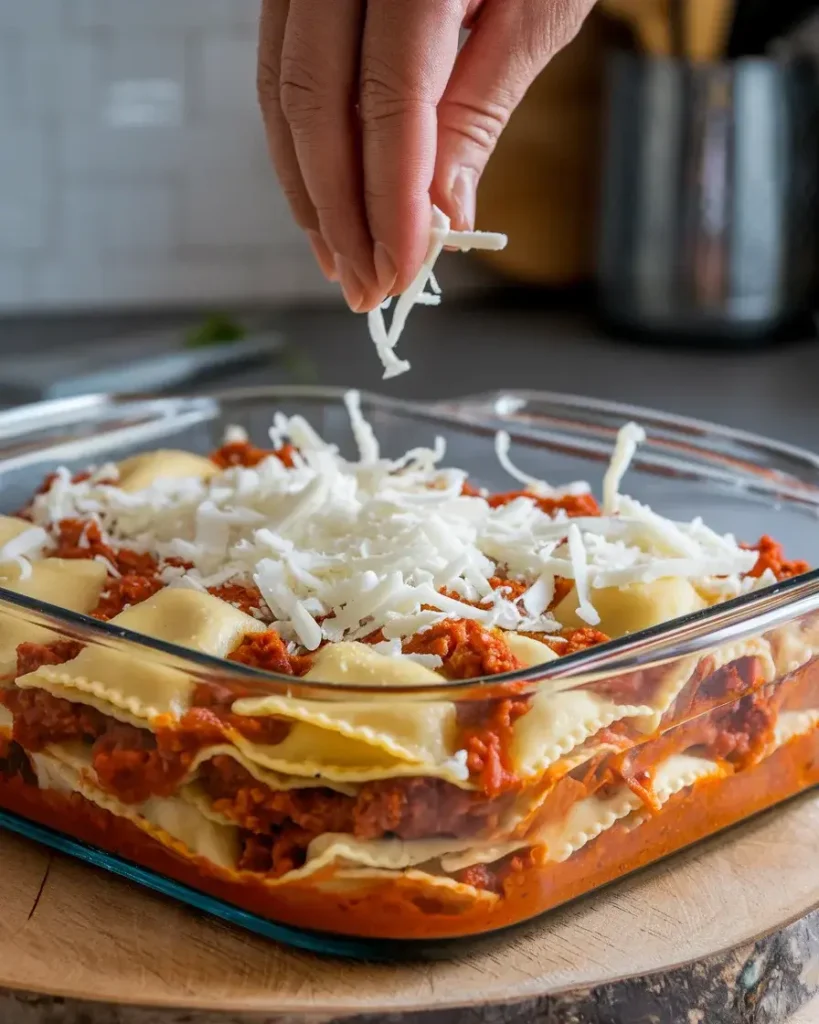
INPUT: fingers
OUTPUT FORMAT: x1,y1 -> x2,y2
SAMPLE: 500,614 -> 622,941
433,0 -> 596,229
360,0 -> 466,294
257,1 -> 336,281
281,0 -> 389,312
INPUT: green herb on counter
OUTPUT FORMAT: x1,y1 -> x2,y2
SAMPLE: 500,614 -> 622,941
281,346 -> 320,384
185,314 -> 247,348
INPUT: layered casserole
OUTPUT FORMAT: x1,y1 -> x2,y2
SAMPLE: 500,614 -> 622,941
0,391 -> 816,940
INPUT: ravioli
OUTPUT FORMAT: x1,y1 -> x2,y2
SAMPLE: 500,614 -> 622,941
768,616 -> 819,677
0,558 -> 107,676
554,577 -> 706,638
0,515 -> 38,548
504,634 -> 560,668
226,722 -> 470,786
231,641 -> 460,772
116,450 -> 218,492
303,642 -> 445,687
15,588 -> 265,721
510,688 -> 654,779
29,743 -> 240,870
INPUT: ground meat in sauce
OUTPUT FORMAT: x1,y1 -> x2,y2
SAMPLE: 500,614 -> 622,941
455,849 -> 536,895
456,863 -> 503,894
457,696 -> 531,796
15,639 -> 83,677
199,756 -> 514,842
185,682 -> 293,746
227,630 -> 311,676
745,535 -> 809,581
487,491 -> 601,518
2,686 -> 107,751
91,573 -> 164,620
402,623 -> 608,793
207,581 -> 264,617
534,627 -> 610,657
209,441 -> 297,469
200,756 -> 355,835
237,825 -> 312,877
49,518 -> 157,577
704,689 -> 777,768
91,722 -> 192,804
404,619 -> 524,680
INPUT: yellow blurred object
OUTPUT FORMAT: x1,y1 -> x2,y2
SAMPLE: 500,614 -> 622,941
686,0 -> 734,61
601,0 -> 673,55
475,2 -> 737,287
602,0 -> 735,60
476,10 -> 626,286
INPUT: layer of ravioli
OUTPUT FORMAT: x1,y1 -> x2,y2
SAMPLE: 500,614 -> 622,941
0,393 -> 814,891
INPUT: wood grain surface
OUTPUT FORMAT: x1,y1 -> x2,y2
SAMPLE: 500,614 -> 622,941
2,792 -> 819,1024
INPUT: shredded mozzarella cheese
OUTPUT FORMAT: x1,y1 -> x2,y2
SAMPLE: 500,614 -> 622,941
367,206 -> 508,379
27,407 -> 761,648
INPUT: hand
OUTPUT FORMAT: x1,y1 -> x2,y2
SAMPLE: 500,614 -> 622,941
258,0 -> 595,312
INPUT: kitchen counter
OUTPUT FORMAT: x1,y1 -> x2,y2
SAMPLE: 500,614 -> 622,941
2,297 -> 818,451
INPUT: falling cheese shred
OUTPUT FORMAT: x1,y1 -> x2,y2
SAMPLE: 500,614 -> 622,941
26,398 -> 761,652
367,206 -> 508,380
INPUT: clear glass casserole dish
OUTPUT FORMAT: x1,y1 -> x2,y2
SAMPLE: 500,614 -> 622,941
0,386 -> 818,959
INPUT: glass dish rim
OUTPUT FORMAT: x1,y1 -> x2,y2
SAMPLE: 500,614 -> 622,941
0,383 -> 818,700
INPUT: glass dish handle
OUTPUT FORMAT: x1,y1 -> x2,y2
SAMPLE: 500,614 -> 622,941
425,390 -> 819,505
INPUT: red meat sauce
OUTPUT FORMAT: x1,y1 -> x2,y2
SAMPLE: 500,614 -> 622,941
209,440 -> 297,470
4,642 -> 813,891
202,756 -> 515,878
9,460 -> 814,884
744,535 -> 809,581
486,491 -> 602,519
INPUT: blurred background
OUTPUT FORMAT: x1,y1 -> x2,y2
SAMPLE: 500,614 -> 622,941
2,0 -> 819,448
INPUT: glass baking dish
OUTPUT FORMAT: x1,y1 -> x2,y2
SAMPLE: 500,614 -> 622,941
0,386 -> 818,960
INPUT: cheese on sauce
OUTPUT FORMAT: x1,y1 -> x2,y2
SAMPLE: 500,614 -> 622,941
25,401 -> 761,660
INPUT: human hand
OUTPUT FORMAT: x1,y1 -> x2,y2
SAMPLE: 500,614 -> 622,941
258,0 -> 596,312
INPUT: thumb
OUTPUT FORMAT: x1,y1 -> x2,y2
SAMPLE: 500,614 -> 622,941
433,0 -> 595,230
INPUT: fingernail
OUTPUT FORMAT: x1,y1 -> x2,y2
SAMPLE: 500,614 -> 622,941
307,231 -> 337,281
451,166 -> 478,231
374,242 -> 397,295
334,255 -> 365,312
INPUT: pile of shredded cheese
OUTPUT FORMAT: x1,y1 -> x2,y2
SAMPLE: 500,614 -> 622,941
24,393 -> 771,653
367,206 -> 508,379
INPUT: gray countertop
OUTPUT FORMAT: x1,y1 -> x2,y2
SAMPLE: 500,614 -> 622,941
1,298 -> 818,450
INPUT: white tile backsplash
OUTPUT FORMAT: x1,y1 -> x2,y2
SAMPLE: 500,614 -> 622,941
59,183 -> 177,254
0,126 -> 50,251
29,259 -> 104,306
1,0 -> 65,32
0,0 -> 313,312
57,124 -> 187,177
0,0 -> 481,312
199,36 -> 258,113
181,173 -> 288,249
0,34 -> 18,120
19,36 -> 102,119
102,34 -> 190,123
0,262 -> 32,306
69,0 -> 239,31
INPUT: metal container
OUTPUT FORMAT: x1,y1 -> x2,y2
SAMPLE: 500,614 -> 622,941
597,52 -> 819,343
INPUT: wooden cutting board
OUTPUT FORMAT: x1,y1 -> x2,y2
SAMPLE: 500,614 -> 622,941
2,792 -> 819,1024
